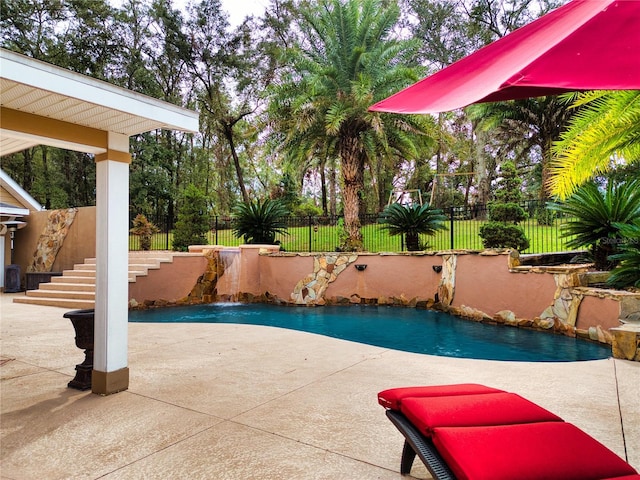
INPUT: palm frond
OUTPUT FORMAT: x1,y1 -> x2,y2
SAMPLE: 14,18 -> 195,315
549,90 -> 640,199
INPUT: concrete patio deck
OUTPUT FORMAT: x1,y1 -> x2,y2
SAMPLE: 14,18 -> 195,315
2,292 -> 639,479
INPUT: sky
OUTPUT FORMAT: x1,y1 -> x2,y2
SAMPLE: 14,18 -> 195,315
221,0 -> 267,26
109,0 -> 268,27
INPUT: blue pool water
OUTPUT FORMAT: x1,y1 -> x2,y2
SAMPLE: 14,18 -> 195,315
128,303 -> 611,362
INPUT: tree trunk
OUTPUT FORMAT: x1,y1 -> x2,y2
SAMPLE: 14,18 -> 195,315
223,124 -> 249,203
474,125 -> 490,219
539,138 -> 552,202
339,134 -> 364,250
319,158 -> 328,216
22,148 -> 34,193
41,147 -> 51,209
329,160 -> 337,217
406,232 -> 419,251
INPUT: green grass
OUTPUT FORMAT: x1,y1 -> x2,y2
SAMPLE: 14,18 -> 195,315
130,217 -> 577,254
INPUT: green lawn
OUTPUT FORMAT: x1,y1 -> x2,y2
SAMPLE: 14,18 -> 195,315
131,217 -> 576,254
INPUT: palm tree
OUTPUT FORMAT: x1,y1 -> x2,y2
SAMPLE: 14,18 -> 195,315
556,179 -> 640,271
379,203 -> 447,251
467,96 -> 574,202
549,90 -> 640,199
232,199 -> 289,245
269,0 -> 434,251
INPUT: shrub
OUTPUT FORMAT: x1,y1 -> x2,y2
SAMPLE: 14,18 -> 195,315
292,201 -> 323,217
488,203 -> 527,223
556,179 -> 640,270
607,221 -> 640,289
172,185 -> 209,251
130,214 -> 159,251
478,222 -> 530,251
379,203 -> 447,251
535,205 -> 556,226
232,199 -> 289,244
479,161 -> 530,251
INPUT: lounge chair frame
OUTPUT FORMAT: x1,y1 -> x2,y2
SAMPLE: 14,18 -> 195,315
386,409 -> 455,479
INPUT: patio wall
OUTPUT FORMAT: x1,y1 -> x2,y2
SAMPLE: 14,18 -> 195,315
129,254 -> 208,306
251,249 -> 623,331
14,206 -> 96,277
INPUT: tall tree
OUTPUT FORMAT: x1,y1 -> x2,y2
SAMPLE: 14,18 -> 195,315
186,0 -> 271,204
61,0 -> 117,79
270,0 -> 433,250
468,96 -> 573,202
112,0 -> 159,93
0,0 -> 67,61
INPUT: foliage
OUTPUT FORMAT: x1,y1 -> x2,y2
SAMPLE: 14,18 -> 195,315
271,171 -> 302,214
269,0 -> 434,251
488,203 -> 527,223
555,179 -> 640,270
550,90 -> 640,199
468,96 -> 573,202
479,161 -> 529,251
172,185 -> 209,252
477,223 -> 529,252
607,221 -> 640,289
129,214 -> 159,251
232,199 -> 289,244
292,201 -> 323,217
379,203 -> 447,251
4,0 -> 622,240
535,205 -> 556,226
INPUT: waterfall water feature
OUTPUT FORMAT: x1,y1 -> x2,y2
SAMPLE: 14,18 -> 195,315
218,248 -> 241,301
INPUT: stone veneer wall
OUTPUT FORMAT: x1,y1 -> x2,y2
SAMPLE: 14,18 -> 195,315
290,254 -> 359,304
27,208 -> 77,272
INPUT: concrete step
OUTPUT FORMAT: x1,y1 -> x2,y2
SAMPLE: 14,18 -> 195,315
39,282 -> 95,292
52,276 -> 96,285
62,269 -> 95,278
26,289 -> 95,300
15,252 -> 178,308
73,264 -> 97,271
13,296 -> 95,309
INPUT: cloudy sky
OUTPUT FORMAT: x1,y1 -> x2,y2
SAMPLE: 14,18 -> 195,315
109,0 -> 267,26
222,0 -> 267,26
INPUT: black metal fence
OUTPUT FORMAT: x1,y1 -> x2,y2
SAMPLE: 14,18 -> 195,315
129,201 -> 574,254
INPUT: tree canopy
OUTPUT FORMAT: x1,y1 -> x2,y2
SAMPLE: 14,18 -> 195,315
2,0 -> 635,250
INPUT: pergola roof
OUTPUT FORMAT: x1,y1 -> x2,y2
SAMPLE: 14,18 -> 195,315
0,48 -> 199,156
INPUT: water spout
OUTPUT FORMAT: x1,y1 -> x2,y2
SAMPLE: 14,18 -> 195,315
218,248 -> 241,302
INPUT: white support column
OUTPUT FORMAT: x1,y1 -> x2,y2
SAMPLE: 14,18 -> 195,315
0,235 -> 5,289
92,132 -> 130,395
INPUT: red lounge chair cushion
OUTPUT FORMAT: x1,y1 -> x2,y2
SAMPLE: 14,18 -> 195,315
432,422 -> 638,480
399,392 -> 562,437
377,384 -> 503,410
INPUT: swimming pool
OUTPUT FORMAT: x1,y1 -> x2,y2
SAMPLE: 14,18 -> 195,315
128,303 -> 611,362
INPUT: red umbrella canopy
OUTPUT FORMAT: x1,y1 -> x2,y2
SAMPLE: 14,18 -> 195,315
370,0 -> 640,114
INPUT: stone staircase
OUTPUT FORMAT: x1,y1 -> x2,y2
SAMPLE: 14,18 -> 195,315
13,252 -> 176,309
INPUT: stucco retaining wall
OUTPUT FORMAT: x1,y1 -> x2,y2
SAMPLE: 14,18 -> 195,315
451,252 -> 558,320
128,254 -> 208,305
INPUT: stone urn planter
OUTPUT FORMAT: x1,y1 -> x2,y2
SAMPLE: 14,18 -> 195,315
64,309 -> 95,390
